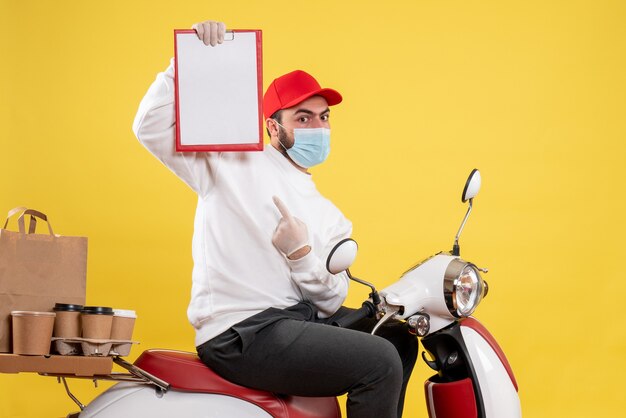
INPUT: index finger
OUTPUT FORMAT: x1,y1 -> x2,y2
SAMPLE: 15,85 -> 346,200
191,23 -> 204,41
272,196 -> 292,220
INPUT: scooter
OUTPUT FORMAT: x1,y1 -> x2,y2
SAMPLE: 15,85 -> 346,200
59,169 -> 521,418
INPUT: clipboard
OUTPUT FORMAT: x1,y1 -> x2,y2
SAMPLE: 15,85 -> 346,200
174,29 -> 263,152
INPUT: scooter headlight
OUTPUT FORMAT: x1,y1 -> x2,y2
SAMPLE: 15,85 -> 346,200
444,259 -> 485,317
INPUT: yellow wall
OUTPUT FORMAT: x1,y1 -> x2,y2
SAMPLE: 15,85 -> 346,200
1,0 -> 625,416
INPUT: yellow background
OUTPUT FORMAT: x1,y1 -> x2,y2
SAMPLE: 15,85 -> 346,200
1,0 -> 625,416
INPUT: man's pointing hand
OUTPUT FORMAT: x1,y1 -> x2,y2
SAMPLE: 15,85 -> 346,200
272,196 -> 311,260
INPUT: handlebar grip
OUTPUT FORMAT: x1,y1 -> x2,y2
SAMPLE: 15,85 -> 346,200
333,302 -> 376,328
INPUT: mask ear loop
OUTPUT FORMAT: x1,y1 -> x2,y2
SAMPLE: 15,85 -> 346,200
273,120 -> 292,151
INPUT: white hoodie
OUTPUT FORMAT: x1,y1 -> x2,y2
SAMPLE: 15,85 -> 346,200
132,60 -> 352,346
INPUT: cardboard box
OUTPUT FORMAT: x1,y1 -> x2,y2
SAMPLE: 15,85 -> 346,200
0,353 -> 112,376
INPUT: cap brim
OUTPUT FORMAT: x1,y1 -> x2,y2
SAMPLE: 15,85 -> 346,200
281,88 -> 343,110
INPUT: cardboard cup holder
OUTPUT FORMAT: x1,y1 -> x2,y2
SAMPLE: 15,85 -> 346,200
52,337 -> 138,357
50,306 -> 138,357
53,339 -> 81,356
109,342 -> 133,357
8,305 -> 138,358
50,306 -> 138,356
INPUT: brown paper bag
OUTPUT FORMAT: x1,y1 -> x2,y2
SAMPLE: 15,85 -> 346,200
0,207 -> 87,352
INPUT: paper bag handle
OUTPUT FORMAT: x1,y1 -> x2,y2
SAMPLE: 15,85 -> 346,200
3,207 -> 56,236
17,209 -> 55,236
3,206 -> 28,229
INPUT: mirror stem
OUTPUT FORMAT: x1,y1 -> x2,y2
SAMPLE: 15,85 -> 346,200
452,199 -> 473,257
346,269 -> 381,306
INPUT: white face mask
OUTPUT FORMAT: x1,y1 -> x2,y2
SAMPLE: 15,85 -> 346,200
276,122 -> 331,168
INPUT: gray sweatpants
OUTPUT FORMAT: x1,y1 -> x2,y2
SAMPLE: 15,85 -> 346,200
197,302 -> 419,418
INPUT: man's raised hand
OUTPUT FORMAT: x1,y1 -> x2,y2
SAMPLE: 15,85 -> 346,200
191,20 -> 226,46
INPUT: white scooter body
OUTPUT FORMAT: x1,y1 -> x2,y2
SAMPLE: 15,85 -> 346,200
75,349 -> 340,418
372,253 -> 521,418
459,324 -> 521,417
80,383 -> 272,418
382,253 -> 459,332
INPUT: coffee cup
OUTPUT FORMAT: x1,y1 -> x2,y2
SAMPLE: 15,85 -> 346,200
53,303 -> 83,338
111,309 -> 136,341
11,311 -> 56,355
81,306 -> 114,340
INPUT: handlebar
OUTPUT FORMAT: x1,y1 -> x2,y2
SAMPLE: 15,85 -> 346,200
332,301 -> 376,328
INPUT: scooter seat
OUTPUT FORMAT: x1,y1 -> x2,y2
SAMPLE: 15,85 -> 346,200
134,349 -> 341,418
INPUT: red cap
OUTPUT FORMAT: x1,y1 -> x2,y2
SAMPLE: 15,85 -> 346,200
263,70 -> 343,119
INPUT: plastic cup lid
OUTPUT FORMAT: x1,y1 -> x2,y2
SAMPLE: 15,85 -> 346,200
54,303 -> 84,312
11,311 -> 56,317
113,309 -> 137,318
82,306 -> 114,315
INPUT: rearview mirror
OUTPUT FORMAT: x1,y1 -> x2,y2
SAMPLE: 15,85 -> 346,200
326,239 -> 358,274
453,168 -> 481,256
462,169 -> 481,202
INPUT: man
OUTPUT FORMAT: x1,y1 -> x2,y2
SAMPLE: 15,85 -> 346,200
133,19 -> 417,418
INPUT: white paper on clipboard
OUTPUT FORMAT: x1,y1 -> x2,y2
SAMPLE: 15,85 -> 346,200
174,29 -> 263,152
